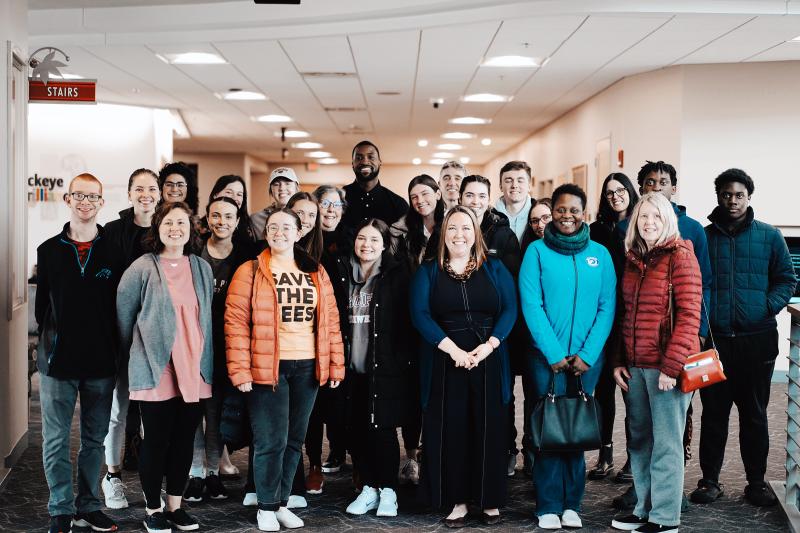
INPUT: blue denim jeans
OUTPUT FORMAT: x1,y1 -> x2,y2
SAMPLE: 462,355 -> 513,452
104,366 -> 129,467
626,367 -> 691,526
40,373 -> 115,516
246,360 -> 318,511
530,353 -> 602,516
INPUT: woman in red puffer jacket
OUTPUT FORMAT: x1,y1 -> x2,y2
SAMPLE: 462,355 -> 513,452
610,193 -> 702,533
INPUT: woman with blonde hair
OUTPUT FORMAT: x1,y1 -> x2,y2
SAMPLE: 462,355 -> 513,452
611,193 -> 702,533
410,205 -> 517,527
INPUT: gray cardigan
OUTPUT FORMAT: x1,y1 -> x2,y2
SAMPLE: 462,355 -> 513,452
117,253 -> 214,392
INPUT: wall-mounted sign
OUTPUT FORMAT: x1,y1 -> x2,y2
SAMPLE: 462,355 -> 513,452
29,79 -> 96,104
28,174 -> 65,203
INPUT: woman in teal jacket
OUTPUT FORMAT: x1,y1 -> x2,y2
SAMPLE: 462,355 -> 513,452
519,184 -> 616,530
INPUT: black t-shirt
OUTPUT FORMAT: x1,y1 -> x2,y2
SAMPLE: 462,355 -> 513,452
341,180 -> 408,229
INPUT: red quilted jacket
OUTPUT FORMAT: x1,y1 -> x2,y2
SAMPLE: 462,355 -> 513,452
616,238 -> 702,378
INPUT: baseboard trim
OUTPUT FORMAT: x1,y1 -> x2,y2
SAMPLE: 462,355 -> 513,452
3,430 -> 28,469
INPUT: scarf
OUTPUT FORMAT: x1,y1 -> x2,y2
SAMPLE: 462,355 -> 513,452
543,222 -> 589,255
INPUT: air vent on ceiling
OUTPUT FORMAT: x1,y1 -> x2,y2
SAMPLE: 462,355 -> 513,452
254,1 -> 300,4
301,72 -> 357,78
376,91 -> 401,96
324,107 -> 366,112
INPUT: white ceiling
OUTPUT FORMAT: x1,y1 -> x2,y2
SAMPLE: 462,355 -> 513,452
28,0 -> 800,166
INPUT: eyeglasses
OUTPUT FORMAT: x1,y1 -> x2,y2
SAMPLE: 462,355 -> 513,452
530,214 -> 552,226
719,191 -> 747,201
604,187 -> 628,199
319,199 -> 344,209
69,192 -> 102,202
266,223 -> 297,235
164,181 -> 187,189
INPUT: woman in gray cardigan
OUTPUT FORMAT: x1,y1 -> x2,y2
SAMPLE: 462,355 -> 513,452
116,202 -> 214,533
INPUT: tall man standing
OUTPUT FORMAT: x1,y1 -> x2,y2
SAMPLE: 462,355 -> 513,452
494,160 -> 533,243
341,140 -> 407,229
690,168 -> 796,507
36,173 -> 123,533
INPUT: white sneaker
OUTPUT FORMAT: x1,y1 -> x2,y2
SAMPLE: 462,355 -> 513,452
243,492 -> 258,507
539,513 -> 562,530
399,458 -> 420,485
346,485 -> 379,515
256,510 -> 279,532
102,475 -> 129,509
287,494 -> 308,509
376,487 -> 398,517
562,509 -> 582,528
276,507 -> 304,528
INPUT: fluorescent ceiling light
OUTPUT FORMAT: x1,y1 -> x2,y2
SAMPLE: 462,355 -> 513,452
306,151 -> 331,158
791,35 -> 800,41
460,157 -> 470,164
256,114 -> 292,123
417,139 -> 429,147
481,137 -> 492,146
51,72 -> 84,80
461,93 -> 512,103
433,152 -> 454,159
412,158 -> 422,165
429,158 -> 447,165
482,55 -> 541,68
219,90 -> 266,101
292,142 -> 322,149
437,143 -> 462,150
159,52 -> 227,65
442,132 -> 476,140
449,116 -> 492,125
274,130 -> 310,138
319,158 -> 339,165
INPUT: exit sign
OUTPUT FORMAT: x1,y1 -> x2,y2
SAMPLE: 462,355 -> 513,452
29,79 -> 96,104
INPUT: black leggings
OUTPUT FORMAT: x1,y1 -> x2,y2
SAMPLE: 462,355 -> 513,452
139,398 -> 202,509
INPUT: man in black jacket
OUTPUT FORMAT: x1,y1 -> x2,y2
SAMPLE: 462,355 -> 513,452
35,173 -> 123,533
690,168 -> 796,507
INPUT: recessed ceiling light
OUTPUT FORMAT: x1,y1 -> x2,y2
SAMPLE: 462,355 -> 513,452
461,93 -> 513,103
256,114 -> 293,123
429,158 -> 447,165
218,89 -> 267,101
460,157 -> 471,164
437,143 -> 462,150
791,35 -> 800,41
51,72 -> 84,80
433,152 -> 454,159
412,158 -> 422,165
442,132 -> 476,140
417,139 -> 429,147
319,158 -> 339,165
292,142 -> 322,149
481,137 -> 492,146
158,52 -> 227,65
274,130 -> 310,138
449,116 -> 492,125
482,55 -> 541,68
306,151 -> 331,158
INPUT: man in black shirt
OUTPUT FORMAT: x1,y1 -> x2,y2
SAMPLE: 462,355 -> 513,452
341,140 -> 408,230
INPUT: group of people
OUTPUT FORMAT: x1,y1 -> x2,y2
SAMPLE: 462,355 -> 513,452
35,138 -> 796,533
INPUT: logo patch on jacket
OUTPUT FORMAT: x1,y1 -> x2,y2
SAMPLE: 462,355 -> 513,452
586,257 -> 599,267
96,268 -> 112,279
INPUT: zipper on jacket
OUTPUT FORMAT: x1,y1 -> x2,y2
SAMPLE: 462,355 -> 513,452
370,276 -> 380,429
567,255 -> 578,353
729,237 -> 736,337
630,263 -> 647,368
60,236 -> 98,277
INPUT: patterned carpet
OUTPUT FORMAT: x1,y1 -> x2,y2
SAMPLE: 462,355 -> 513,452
0,374 -> 791,532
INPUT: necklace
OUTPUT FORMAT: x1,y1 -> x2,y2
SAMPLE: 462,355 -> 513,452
444,257 -> 477,281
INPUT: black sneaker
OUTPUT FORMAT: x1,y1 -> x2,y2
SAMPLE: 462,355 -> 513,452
744,481 -> 777,507
322,456 -> 343,473
635,523 -> 678,533
589,444 -> 615,480
610,513 -> 648,531
615,458 -> 633,483
49,515 -> 73,533
612,485 -> 637,511
204,474 -> 229,500
73,510 -> 118,531
689,479 -> 723,504
142,512 -> 171,533
164,508 -> 200,531
183,476 -> 204,502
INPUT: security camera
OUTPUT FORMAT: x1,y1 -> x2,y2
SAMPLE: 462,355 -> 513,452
430,97 -> 444,110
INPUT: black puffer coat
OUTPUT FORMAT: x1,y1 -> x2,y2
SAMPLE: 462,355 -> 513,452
481,208 -> 521,276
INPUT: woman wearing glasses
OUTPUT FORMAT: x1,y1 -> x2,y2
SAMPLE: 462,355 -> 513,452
588,173 -> 640,482
225,208 -> 344,532
520,198 -> 552,253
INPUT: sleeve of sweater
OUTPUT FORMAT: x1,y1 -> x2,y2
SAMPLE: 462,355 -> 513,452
409,263 -> 448,347
224,261 -> 255,386
576,247 -> 617,367
489,259 -> 518,343
663,249 -> 703,378
766,228 -> 798,316
320,267 -> 345,382
115,260 -> 143,353
519,246 -> 566,365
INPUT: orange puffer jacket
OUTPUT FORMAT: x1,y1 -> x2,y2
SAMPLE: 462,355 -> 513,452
617,238 -> 702,378
224,248 -> 345,387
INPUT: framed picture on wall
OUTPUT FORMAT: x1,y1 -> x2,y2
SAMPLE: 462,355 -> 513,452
572,164 -> 588,191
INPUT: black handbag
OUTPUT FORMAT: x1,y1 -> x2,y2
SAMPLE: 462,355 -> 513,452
530,373 -> 602,452
219,389 -> 252,452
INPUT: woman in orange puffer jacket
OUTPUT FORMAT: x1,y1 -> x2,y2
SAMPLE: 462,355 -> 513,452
611,193 -> 702,533
225,207 -> 344,532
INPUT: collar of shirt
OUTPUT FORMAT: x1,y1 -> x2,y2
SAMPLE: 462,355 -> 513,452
495,196 -> 531,242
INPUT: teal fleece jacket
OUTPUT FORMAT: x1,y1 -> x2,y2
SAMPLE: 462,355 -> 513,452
116,253 -> 215,392
519,238 -> 617,366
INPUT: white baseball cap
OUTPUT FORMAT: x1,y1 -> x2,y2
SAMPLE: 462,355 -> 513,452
269,167 -> 300,185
